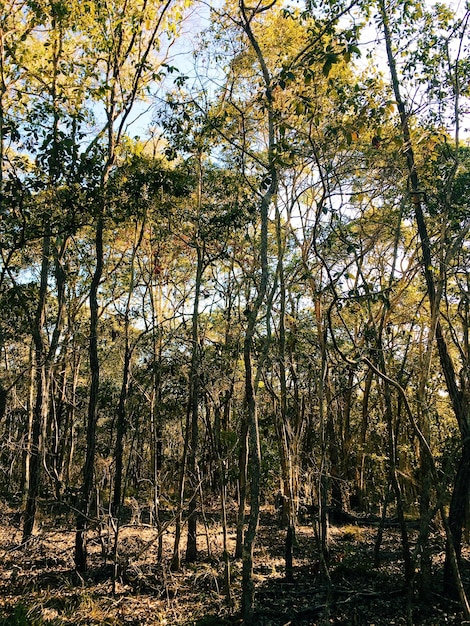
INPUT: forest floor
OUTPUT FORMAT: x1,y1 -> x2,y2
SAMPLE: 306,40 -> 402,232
0,499 -> 468,625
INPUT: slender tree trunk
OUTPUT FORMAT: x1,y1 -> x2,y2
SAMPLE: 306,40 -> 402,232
418,433 -> 433,596
220,467 -> 233,606
235,415 -> 248,559
380,0 -> 470,602
377,340 -> 412,585
112,219 -> 145,517
211,399 -> 233,606
238,4 -> 278,620
51,359 -> 66,498
110,329 -> 132,592
147,239 -> 164,559
275,202 -> 296,582
185,242 -> 204,563
23,233 -> 50,541
150,342 -> 164,560
49,242 -> 68,499
185,159 -> 205,563
63,350 -> 81,491
23,17 -> 68,540
112,338 -> 131,516
366,355 -> 470,619
153,365 -> 164,561
171,411 -> 189,571
444,439 -> 470,594
22,345 -> 35,504
315,296 -> 330,572
75,35 -> 119,568
75,215 -> 104,572
416,350 -> 434,598
357,369 -> 372,509
171,177 -> 205,570
240,312 -> 262,620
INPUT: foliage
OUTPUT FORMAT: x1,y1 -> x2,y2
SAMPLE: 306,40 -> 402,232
0,0 -> 469,616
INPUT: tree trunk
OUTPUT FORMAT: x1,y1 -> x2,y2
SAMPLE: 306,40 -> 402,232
379,356 -> 412,585
147,243 -> 164,560
235,415 -> 248,559
380,0 -> 470,603
112,339 -> 131,517
240,313 -> 262,621
444,439 -> 470,595
63,351 -> 81,491
75,215 -> 104,572
112,219 -> 144,517
23,233 -> 50,541
275,201 -> 296,582
21,345 -> 35,506
238,3 -> 278,618
212,398 -> 233,606
171,388 -> 192,571
185,241 -> 204,563
171,170 -> 205,568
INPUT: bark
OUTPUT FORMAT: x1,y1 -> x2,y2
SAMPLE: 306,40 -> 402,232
444,439 -> 470,595
315,296 -> 330,570
48,242 -> 68,499
275,202 -> 296,582
238,3 -> 279,618
240,312 -> 262,621
63,350 -> 81,490
50,357 -> 68,499
110,322 -> 133,590
212,398 -> 233,606
416,350 -> 434,598
375,330 -> 412,584
235,415 -> 248,559
23,14 -> 65,539
112,338 -> 131,516
112,220 -> 145,516
146,241 -> 164,559
151,342 -> 164,561
418,440 -> 433,597
171,419 -> 189,572
379,0 -> 470,602
21,345 -> 35,506
23,234 -> 50,541
74,215 -> 103,572
171,172 -> 204,569
357,369 -> 373,509
185,243 -> 203,563
364,356 -> 470,619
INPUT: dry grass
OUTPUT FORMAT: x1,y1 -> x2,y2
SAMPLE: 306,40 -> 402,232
0,501 -> 468,625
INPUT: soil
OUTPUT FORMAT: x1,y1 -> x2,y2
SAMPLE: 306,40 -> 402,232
0,500 -> 468,625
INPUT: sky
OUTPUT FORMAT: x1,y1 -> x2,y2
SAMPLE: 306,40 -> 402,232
125,0 -> 470,143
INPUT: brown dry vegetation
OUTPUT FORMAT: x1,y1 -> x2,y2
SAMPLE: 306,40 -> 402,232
0,500 -> 468,626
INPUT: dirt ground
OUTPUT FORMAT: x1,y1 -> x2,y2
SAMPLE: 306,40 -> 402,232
0,500 -> 468,625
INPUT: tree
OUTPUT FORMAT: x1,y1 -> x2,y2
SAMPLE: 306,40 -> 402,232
73,0 -> 188,573
379,0 -> 470,610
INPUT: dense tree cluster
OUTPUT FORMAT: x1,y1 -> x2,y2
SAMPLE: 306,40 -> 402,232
0,0 -> 469,620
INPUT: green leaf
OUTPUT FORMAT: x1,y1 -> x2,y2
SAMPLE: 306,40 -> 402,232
322,60 -> 332,76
